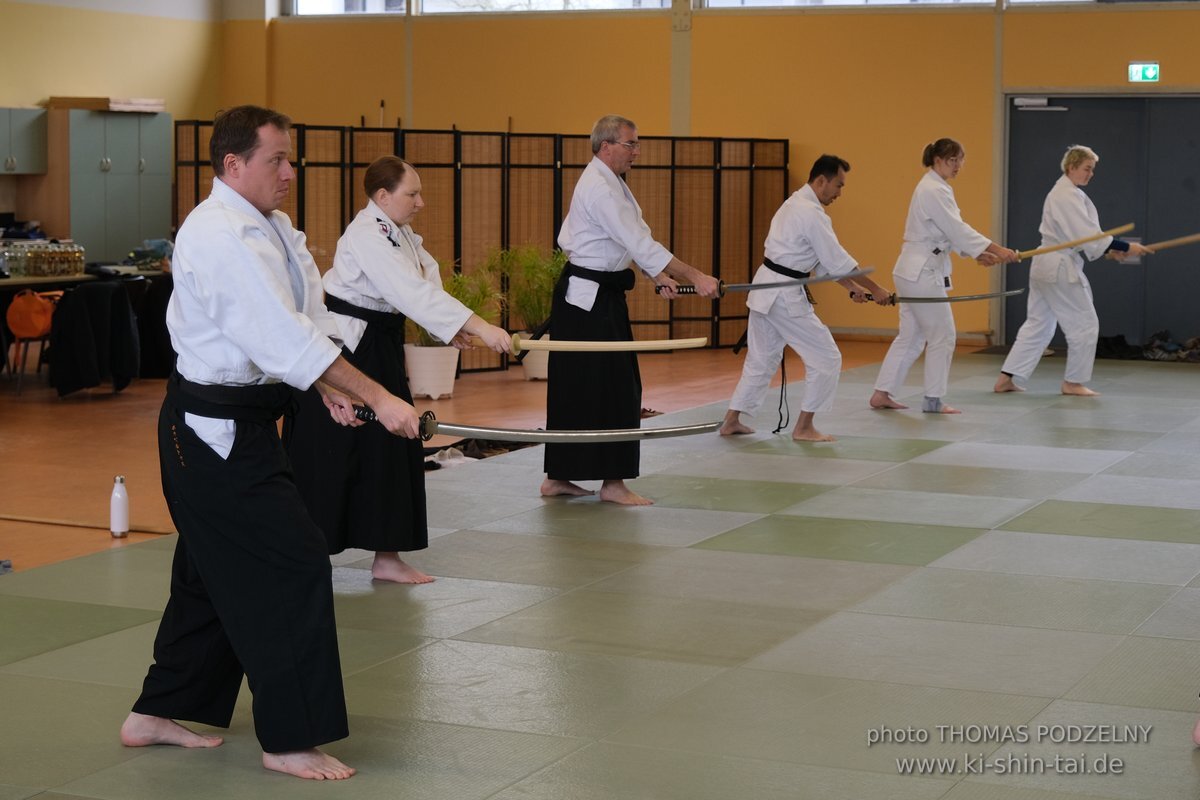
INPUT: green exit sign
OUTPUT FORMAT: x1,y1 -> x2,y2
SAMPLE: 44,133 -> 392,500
1129,62 -> 1160,82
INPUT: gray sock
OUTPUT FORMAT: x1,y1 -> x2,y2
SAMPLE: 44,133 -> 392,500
922,396 -> 944,413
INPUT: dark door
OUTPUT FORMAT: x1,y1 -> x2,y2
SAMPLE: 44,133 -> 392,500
1004,96 -> 1200,346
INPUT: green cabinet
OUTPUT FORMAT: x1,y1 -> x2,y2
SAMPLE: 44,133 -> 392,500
0,108 -> 47,174
67,110 -> 171,262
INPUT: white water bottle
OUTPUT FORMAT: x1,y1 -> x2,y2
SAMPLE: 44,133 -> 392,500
110,476 -> 129,538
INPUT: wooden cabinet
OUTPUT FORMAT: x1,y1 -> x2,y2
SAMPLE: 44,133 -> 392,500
0,108 -> 47,174
16,109 -> 171,262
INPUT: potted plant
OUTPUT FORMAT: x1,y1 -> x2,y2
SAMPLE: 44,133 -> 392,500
405,260 -> 504,399
492,245 -> 566,380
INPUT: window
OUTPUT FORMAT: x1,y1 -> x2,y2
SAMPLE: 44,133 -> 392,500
294,0 -> 405,13
421,0 -> 668,12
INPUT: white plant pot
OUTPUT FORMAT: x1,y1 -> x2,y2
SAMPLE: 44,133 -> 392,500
518,332 -> 550,381
404,343 -> 459,399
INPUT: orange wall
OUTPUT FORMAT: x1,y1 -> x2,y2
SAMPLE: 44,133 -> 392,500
268,17 -> 409,126
1003,7 -> 1200,89
692,10 -> 1000,332
409,15 -> 670,133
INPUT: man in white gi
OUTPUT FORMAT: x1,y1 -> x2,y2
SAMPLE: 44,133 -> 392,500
719,155 -> 892,441
541,114 -> 719,506
119,106 -> 419,781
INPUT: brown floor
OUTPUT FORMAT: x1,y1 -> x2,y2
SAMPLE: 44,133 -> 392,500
0,340 -> 898,572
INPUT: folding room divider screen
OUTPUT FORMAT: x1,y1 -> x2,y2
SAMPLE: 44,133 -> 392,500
175,122 -> 788,372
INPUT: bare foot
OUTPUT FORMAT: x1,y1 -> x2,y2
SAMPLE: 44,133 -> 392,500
993,375 -> 1025,393
371,552 -> 434,584
719,410 -> 753,436
1192,717 -> 1200,746
924,404 -> 962,415
120,712 -> 223,748
262,748 -> 356,781
541,479 -> 595,497
793,428 -> 836,442
869,390 -> 908,410
1062,381 -> 1099,396
599,480 -> 653,506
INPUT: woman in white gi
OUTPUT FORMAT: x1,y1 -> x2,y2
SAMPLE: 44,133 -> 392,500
720,154 -> 892,441
286,156 -> 510,584
994,145 -> 1151,396
870,138 -> 1019,414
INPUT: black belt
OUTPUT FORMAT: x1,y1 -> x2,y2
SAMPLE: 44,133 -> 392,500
763,258 -> 811,280
564,263 -> 636,292
167,371 -> 295,423
325,293 -> 407,330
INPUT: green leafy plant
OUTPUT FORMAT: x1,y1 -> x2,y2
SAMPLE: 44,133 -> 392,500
490,245 -> 566,331
406,260 -> 504,346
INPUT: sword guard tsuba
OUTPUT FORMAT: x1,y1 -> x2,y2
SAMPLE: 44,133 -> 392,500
888,293 -> 898,307
419,410 -> 436,441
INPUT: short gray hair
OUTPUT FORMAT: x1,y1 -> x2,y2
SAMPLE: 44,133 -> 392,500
1061,144 -> 1099,173
591,114 -> 635,154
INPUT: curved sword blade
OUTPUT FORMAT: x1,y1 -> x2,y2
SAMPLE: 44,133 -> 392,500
894,288 -> 1025,304
352,407 -> 721,443
723,266 -> 875,293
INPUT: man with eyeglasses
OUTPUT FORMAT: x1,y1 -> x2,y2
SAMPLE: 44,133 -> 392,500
541,114 -> 720,506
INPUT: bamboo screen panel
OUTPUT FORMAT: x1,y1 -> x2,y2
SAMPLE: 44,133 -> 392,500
459,132 -> 504,371
508,135 -> 556,253
672,169 -> 715,342
300,128 -> 345,272
719,165 -> 752,345
176,121 -> 788,368
301,167 -> 343,272
624,166 -> 672,340
409,167 -> 455,276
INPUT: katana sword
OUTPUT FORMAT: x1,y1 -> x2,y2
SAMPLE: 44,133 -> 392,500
353,408 -> 721,443
656,267 -> 875,297
1016,223 -> 1134,260
854,287 -> 1025,305
504,333 -> 707,353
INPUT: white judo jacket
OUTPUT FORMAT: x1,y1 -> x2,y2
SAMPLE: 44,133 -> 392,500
1029,174 -> 1113,285
750,183 -> 858,318
323,199 -> 472,350
893,169 -> 991,284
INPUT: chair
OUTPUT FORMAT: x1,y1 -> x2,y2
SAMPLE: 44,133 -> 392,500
5,289 -> 62,394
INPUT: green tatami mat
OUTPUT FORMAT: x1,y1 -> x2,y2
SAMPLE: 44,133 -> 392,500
695,515 -> 984,565
1001,501 -> 1200,543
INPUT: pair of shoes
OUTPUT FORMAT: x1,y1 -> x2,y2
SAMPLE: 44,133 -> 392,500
640,407 -> 662,418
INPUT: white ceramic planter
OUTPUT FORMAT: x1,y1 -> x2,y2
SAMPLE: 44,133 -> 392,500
404,343 -> 459,399
518,332 -> 550,381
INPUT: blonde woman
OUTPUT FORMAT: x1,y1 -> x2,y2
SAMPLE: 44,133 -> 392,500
995,145 -> 1152,396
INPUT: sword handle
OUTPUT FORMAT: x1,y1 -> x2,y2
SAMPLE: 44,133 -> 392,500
354,405 -> 435,441
851,291 -> 897,306
654,280 -> 725,297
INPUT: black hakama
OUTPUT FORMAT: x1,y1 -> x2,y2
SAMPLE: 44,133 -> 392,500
284,295 -> 428,555
544,265 -> 641,481
133,375 -> 348,753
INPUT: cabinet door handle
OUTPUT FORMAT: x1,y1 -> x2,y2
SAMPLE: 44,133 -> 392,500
99,157 -> 106,172
4,156 -> 13,171
139,158 -> 145,173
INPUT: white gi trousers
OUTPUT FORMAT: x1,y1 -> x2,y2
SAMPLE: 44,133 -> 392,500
874,269 -> 955,400
729,295 -> 842,415
1001,266 -> 1098,385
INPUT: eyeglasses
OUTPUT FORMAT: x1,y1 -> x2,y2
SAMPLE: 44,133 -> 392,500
610,140 -> 641,151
